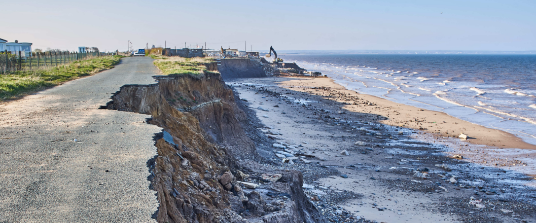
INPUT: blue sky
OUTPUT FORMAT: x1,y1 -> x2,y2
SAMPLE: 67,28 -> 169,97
2,0 -> 535,52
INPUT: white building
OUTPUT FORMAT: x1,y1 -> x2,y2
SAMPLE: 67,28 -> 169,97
0,38 -> 6,52
5,40 -> 32,56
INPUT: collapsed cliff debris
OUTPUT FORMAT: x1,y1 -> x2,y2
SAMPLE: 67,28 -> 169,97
105,71 -> 325,222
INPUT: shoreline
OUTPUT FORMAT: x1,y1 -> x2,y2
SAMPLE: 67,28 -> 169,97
278,77 -> 536,150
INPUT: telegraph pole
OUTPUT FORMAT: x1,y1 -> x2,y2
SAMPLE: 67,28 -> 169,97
127,40 -> 129,53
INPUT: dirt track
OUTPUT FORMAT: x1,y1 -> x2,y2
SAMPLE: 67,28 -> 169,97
0,57 -> 160,222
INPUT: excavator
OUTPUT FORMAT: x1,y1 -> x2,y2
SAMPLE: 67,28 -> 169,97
265,46 -> 283,63
220,46 -> 226,58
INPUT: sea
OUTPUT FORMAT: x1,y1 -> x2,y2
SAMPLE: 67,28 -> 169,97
279,51 -> 536,146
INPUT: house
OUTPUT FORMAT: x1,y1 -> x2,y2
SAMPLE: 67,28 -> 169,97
246,52 -> 259,58
0,38 -> 6,52
224,49 -> 238,56
5,40 -> 32,56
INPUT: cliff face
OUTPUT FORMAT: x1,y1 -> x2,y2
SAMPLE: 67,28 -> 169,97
106,72 -> 325,223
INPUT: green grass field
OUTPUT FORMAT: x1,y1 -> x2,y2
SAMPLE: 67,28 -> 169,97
152,56 -> 217,77
0,55 -> 123,101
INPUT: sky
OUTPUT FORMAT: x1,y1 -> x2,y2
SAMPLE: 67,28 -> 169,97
1,0 -> 535,52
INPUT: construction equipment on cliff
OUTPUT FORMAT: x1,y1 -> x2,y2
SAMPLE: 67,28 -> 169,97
265,46 -> 283,63
220,46 -> 226,59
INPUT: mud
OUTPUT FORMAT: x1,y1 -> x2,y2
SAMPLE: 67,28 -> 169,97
105,72 -> 326,222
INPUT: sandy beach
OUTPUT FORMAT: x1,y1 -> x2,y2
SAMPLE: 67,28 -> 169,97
279,77 -> 536,150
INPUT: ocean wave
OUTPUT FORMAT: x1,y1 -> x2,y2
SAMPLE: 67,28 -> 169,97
433,92 -> 477,109
505,88 -> 529,97
470,87 -> 486,95
418,87 -> 432,92
475,105 -> 536,125
478,101 -> 487,106
417,77 -> 430,82
530,104 -> 536,110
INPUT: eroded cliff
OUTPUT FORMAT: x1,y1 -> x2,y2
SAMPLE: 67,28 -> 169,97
106,72 -> 325,223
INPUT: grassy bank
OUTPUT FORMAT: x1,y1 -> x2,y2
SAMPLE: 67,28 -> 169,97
152,56 -> 217,77
0,55 -> 123,101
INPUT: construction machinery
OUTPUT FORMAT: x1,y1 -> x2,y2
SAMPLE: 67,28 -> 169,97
265,46 -> 283,63
220,46 -> 226,58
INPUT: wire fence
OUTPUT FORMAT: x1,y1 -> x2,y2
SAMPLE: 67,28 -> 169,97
0,51 -> 115,74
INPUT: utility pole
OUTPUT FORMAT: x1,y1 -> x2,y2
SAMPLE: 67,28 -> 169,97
205,42 -> 206,50
185,42 -> 186,48
127,40 -> 129,53
165,41 -> 166,49
245,41 -> 246,52
251,45 -> 252,51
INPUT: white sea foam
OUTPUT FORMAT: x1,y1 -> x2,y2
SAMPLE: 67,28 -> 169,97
478,101 -> 487,106
417,77 -> 430,82
530,104 -> 536,109
470,87 -> 486,95
505,88 -> 527,96
433,92 -> 475,109
418,87 -> 432,92
475,106 -> 536,125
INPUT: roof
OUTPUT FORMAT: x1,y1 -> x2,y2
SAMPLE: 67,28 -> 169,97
0,38 -> 7,43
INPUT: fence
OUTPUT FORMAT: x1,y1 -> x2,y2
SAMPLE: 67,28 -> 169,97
0,51 -> 115,74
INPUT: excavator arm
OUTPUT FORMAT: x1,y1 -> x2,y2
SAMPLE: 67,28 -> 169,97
269,46 -> 277,60
266,46 -> 283,63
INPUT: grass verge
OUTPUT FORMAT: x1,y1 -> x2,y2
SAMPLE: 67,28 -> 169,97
0,55 -> 123,101
152,56 -> 217,77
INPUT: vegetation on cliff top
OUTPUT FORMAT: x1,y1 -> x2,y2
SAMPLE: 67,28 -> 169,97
152,56 -> 217,77
0,55 -> 124,101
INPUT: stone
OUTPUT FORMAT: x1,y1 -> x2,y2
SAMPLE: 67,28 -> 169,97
453,154 -> 463,159
273,143 -> 286,149
257,107 -> 269,111
301,158 -> 312,164
340,150 -> 349,156
261,173 -> 282,182
239,181 -> 259,189
275,153 -> 286,158
355,141 -> 366,146
459,133 -> 468,140
435,164 -> 451,171
500,209 -> 513,214
245,191 -> 266,216
341,174 -> 348,178
237,170 -> 249,180
449,176 -> 457,184
219,171 -> 234,191
181,159 -> 190,168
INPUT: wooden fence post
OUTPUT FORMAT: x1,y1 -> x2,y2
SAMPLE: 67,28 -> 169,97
18,51 -> 22,71
6,51 -> 8,73
38,53 -> 40,69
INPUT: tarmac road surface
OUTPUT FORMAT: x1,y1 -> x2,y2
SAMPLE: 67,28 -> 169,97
0,57 -> 161,222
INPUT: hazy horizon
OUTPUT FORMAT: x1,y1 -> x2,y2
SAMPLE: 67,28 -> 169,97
2,0 -> 535,52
